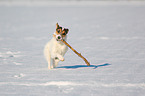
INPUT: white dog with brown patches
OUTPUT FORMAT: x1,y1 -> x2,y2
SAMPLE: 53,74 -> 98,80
44,23 -> 69,69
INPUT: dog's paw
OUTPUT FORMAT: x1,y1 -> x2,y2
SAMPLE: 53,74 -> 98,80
51,66 -> 54,69
48,67 -> 51,69
48,66 -> 54,69
57,55 -> 65,61
48,65 -> 53,69
60,58 -> 65,61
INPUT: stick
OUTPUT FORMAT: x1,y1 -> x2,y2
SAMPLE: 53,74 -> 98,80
61,39 -> 90,66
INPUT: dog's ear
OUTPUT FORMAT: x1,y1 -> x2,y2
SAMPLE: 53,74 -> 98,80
64,28 -> 69,34
56,23 -> 59,29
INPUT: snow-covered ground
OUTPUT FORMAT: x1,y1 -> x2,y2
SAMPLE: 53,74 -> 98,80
0,1 -> 145,96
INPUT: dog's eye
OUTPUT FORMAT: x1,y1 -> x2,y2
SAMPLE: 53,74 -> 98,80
62,33 -> 66,35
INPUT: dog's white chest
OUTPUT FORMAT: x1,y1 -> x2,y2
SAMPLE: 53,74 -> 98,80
55,42 -> 67,55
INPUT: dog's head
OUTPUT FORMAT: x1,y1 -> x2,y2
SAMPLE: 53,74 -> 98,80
54,23 -> 69,41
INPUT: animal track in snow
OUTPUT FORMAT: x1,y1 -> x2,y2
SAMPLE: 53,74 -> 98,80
0,51 -> 22,58
14,73 -> 25,79
13,62 -> 22,65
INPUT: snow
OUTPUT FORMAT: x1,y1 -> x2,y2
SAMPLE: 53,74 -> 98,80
0,1 -> 145,96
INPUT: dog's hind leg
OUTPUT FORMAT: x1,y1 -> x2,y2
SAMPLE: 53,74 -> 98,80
54,58 -> 60,68
55,60 -> 59,67
52,59 -> 55,68
52,58 -> 59,68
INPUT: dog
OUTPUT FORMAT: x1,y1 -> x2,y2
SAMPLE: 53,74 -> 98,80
44,23 -> 69,69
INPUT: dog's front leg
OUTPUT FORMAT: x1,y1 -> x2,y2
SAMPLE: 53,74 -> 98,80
56,54 -> 64,61
51,52 -> 64,61
48,57 -> 52,69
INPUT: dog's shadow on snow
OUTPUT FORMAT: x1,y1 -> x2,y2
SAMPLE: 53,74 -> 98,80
57,63 -> 111,69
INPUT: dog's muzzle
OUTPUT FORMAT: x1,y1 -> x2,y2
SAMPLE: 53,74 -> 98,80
56,34 -> 62,41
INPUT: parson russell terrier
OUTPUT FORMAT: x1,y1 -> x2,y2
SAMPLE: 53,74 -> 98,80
44,23 -> 69,69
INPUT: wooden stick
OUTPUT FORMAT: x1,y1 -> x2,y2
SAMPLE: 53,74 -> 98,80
61,39 -> 90,66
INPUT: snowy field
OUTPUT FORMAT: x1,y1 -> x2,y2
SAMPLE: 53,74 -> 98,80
0,1 -> 145,96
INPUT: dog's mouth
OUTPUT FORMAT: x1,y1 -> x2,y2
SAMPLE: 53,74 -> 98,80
56,34 -> 63,41
55,29 -> 69,41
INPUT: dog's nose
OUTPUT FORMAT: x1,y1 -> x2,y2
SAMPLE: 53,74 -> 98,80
56,34 -> 62,41
57,36 -> 61,40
